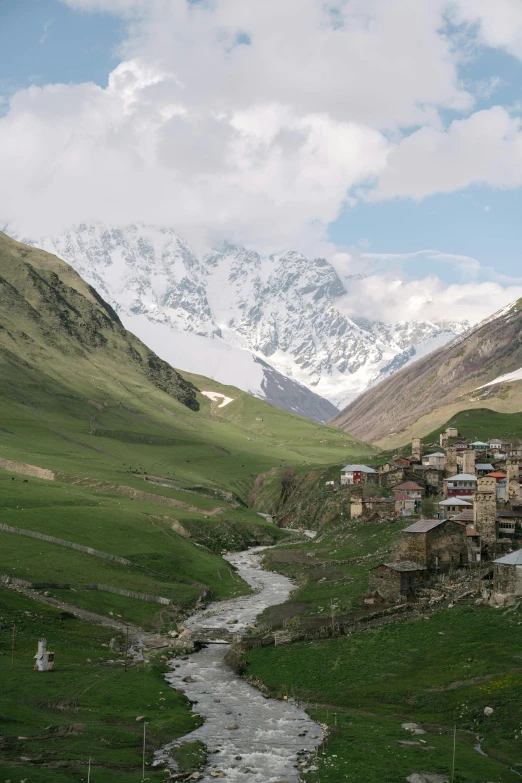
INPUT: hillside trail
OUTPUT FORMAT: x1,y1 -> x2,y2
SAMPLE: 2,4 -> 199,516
156,547 -> 323,782
2,583 -> 171,653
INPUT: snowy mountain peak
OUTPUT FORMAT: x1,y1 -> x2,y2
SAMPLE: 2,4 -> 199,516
13,221 -> 469,419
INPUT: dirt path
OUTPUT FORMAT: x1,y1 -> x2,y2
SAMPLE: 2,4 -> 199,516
2,583 -> 171,651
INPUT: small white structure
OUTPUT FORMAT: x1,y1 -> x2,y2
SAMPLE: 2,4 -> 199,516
34,638 -> 55,672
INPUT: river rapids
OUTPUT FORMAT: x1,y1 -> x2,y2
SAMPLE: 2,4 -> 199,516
157,547 -> 323,782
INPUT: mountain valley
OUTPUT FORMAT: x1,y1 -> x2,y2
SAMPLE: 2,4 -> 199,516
8,222 -> 468,422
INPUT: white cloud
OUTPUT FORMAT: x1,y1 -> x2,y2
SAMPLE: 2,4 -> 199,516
1,0 -> 480,248
452,0 -> 522,60
337,274 -> 522,326
373,106 -> 522,200
0,0 -> 521,330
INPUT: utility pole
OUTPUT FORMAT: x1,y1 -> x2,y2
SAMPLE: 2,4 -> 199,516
124,625 -> 129,673
451,724 -> 456,783
87,757 -> 91,783
330,598 -> 335,635
11,623 -> 16,669
142,721 -> 147,782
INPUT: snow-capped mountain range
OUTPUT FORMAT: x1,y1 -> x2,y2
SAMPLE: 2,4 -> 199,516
11,222 -> 468,422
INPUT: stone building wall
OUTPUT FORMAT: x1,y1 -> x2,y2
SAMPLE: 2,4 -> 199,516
350,486 -> 363,519
395,532 -> 427,565
445,446 -> 458,478
395,522 -> 467,571
425,523 -> 468,570
462,450 -> 476,475
368,566 -> 403,602
378,466 -> 405,488
493,564 -> 522,596
507,459 -> 521,501
473,476 -> 497,549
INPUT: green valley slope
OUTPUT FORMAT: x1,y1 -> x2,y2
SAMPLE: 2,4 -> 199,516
0,231 -> 373,782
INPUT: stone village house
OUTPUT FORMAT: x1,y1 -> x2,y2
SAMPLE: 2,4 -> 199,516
394,518 -> 468,571
341,464 -> 377,486
394,492 -> 416,517
492,549 -> 522,600
444,473 -> 477,498
393,481 -> 423,500
368,561 -> 426,603
368,518 -> 469,603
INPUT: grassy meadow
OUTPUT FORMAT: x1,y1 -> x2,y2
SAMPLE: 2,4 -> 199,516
246,604 -> 522,782
0,588 -> 203,783
423,407 -> 522,446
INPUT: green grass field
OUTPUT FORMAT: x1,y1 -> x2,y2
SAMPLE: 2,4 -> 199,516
0,588 -> 204,783
246,605 -> 522,782
423,407 -> 522,445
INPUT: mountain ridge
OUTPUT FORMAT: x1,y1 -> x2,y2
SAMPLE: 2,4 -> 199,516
331,296 -> 522,445
8,221 -> 468,421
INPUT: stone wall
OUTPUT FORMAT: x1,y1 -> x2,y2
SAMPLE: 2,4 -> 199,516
445,447 -> 457,478
395,521 -> 467,571
462,450 -> 476,475
395,532 -> 427,566
368,566 -> 403,602
474,476 -> 497,548
378,465 -> 405,488
426,522 -> 468,570
507,459 -> 521,501
350,487 -> 363,519
493,564 -> 522,596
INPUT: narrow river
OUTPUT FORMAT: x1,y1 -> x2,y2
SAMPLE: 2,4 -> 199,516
157,546 -> 323,782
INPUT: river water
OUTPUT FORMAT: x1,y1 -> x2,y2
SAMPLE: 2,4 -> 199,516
158,546 -> 323,782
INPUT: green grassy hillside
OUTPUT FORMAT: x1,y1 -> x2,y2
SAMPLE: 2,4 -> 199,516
423,407 -> 522,445
246,604 -> 522,782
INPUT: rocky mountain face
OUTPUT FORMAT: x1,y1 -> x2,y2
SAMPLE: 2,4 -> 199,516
14,222 -> 467,422
331,299 -> 522,444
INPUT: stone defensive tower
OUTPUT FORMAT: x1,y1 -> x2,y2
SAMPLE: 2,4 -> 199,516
445,446 -> 458,478
462,449 -> 476,475
440,432 -> 449,448
411,438 -> 422,462
473,476 -> 497,551
350,486 -> 363,519
507,458 -> 521,501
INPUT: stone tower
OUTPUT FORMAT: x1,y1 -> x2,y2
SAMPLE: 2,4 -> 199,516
440,432 -> 449,448
445,446 -> 458,478
506,459 -> 521,501
411,438 -> 422,462
462,449 -> 476,475
350,486 -> 363,519
473,476 -> 497,551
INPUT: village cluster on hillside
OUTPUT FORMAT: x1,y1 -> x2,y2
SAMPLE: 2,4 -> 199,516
337,429 -> 522,607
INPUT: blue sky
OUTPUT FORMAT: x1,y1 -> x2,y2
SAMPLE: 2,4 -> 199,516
0,0 -> 122,92
1,0 -> 522,322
